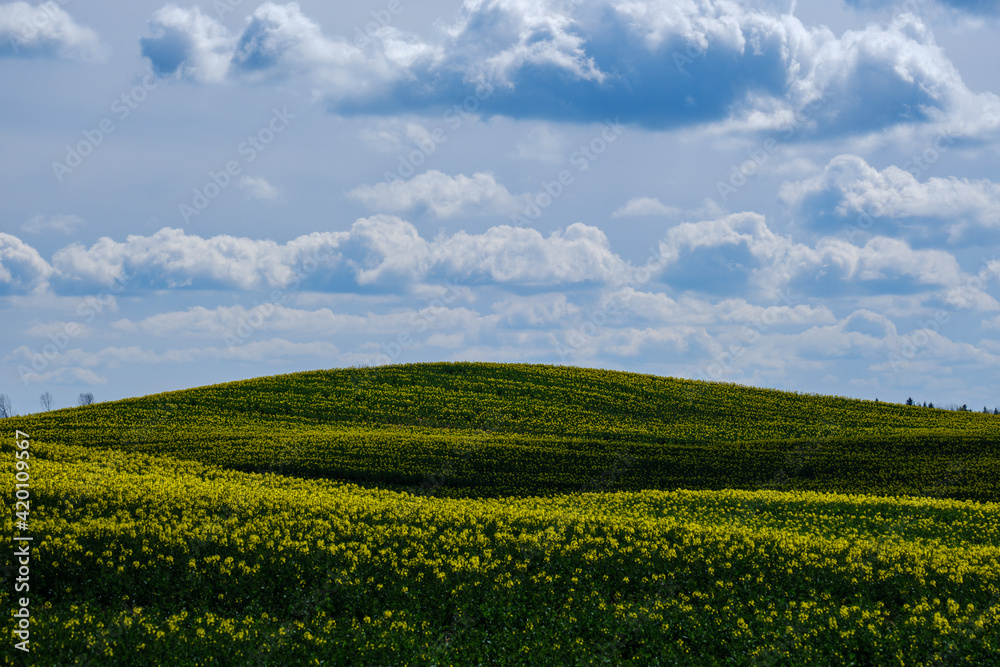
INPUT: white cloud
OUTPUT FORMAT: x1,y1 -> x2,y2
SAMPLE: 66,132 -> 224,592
435,222 -> 626,284
140,4 -> 234,81
348,170 -> 520,218
38,217 -> 627,293
653,211 -> 981,302
780,154 -> 1000,242
0,1 -> 106,61
612,197 -> 681,218
0,232 -> 54,294
140,2 -> 435,99
21,213 -> 84,234
239,176 -> 283,201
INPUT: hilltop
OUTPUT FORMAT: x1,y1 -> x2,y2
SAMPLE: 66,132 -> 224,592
12,362 -> 1000,500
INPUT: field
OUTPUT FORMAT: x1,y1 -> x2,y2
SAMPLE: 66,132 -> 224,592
3,362 -> 1000,665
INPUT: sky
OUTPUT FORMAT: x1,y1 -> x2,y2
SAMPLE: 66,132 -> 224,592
2,0 -> 1000,414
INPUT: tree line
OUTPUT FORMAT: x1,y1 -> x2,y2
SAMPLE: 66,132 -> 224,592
0,392 -> 95,418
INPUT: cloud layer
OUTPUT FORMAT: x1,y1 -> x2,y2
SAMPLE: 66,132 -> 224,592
4,211 -> 995,316
2,217 -> 628,294
138,1 -> 1000,135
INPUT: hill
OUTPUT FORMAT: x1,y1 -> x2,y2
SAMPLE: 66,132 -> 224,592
13,362 -> 1000,501
4,362 -> 1000,665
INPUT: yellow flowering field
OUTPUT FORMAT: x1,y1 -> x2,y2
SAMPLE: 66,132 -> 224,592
2,442 -> 998,665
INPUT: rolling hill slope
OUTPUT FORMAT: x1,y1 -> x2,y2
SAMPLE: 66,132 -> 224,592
12,362 -> 1000,501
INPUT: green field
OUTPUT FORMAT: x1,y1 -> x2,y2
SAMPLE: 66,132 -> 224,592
3,362 -> 999,665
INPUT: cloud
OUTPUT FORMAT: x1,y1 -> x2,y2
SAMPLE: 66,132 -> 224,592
239,176 -> 283,201
139,1 -> 1000,136
780,154 -> 1000,242
0,1 -> 106,61
8,364 -> 107,386
510,125 -> 566,162
0,233 -> 54,294
7,209 -> 990,315
7,338 -> 343,370
28,216 -> 626,293
612,197 -> 681,218
651,211 -> 984,304
114,303 -> 489,340
20,213 -> 84,234
348,170 -> 521,218
139,4 -> 238,82
140,2 -> 432,98
845,1 -> 1000,17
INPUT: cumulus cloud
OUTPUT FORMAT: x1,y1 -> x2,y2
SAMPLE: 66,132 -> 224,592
653,211 -> 981,303
139,1 -> 1000,136
140,2 -> 434,99
780,154 -> 1000,242
0,1 -> 106,61
139,4 -> 241,82
28,217 -> 626,293
0,233 -> 54,294
348,171 -> 521,218
20,213 -> 84,234
612,197 -> 681,218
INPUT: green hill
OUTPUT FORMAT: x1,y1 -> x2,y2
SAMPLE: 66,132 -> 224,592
14,362 -> 1000,501
4,362 -> 1000,665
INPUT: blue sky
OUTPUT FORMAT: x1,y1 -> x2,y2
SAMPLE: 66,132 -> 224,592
2,0 -> 1000,413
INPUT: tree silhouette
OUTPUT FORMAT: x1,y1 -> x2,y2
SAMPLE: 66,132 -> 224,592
0,394 -> 12,418
78,392 -> 95,407
906,397 -> 914,406
40,391 -> 54,411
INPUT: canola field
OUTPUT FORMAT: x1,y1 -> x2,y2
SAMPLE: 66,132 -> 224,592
3,362 -> 1000,665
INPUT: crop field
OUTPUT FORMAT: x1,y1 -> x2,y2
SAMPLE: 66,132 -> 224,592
3,362 -> 1000,665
